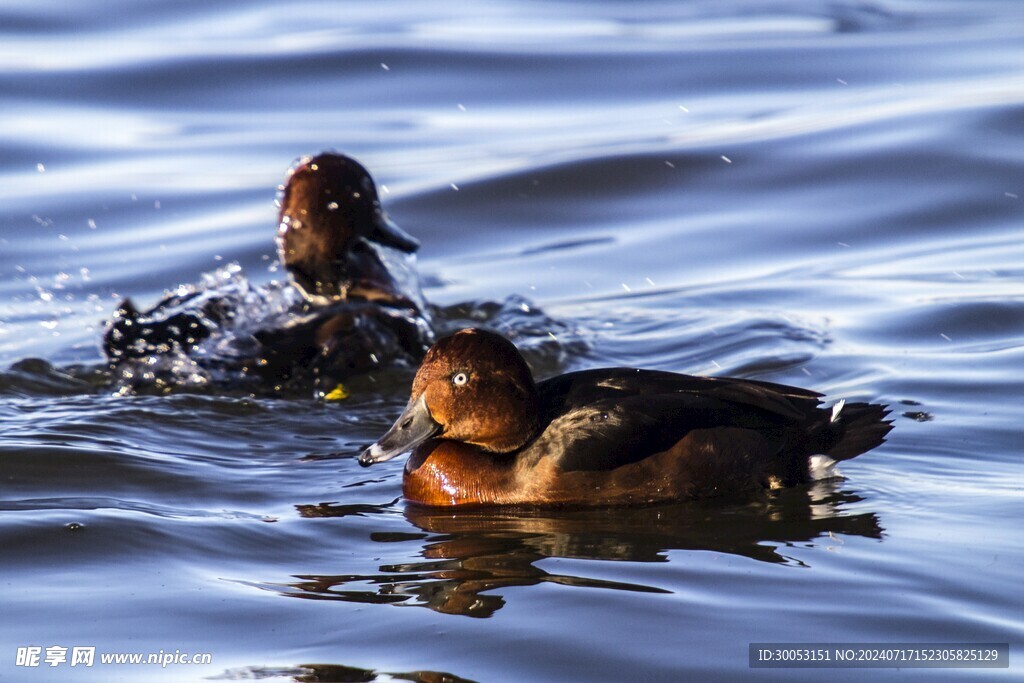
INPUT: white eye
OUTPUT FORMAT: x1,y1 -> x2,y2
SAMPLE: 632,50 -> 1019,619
452,372 -> 468,386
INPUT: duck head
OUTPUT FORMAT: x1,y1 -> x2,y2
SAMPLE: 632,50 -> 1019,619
359,329 -> 540,466
277,152 -> 421,306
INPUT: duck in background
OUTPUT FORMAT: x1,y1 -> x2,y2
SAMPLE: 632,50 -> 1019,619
104,153 -> 434,396
359,328 -> 892,507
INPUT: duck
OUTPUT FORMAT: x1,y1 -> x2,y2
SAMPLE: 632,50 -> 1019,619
358,328 -> 892,507
103,152 -> 434,393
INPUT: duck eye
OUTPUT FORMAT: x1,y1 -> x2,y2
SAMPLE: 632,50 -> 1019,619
452,372 -> 469,387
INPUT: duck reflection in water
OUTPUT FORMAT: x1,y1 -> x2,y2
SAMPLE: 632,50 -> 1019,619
220,662 -> 479,683
274,482 -> 882,618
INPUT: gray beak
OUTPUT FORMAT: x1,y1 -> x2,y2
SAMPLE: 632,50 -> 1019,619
369,213 -> 420,253
359,393 -> 440,467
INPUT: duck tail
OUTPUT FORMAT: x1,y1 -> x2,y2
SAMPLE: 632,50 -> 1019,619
821,401 -> 893,461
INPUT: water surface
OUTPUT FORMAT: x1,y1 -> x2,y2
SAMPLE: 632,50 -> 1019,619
2,1 -> 1023,681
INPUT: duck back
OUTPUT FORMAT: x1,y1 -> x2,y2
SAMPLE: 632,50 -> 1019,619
530,368 -> 890,488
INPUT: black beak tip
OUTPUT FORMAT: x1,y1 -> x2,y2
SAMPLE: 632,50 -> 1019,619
357,451 -> 374,468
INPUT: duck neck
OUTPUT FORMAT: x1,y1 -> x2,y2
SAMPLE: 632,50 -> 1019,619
404,441 -> 521,506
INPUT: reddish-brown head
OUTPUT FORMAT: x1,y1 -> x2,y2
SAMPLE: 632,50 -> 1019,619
276,152 -> 419,303
359,329 -> 541,465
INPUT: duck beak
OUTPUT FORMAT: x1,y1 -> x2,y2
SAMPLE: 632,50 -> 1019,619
359,393 -> 440,466
369,213 -> 420,253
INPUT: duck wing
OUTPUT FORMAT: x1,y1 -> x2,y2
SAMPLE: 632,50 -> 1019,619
533,369 -> 886,473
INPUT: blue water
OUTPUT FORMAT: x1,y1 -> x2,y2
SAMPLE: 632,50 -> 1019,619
2,1 -> 1023,681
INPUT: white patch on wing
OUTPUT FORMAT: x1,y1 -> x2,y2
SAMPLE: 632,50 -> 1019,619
535,407 -> 625,449
830,399 -> 846,423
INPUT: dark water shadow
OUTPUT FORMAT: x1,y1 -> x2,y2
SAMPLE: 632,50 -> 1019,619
257,482 -> 882,618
